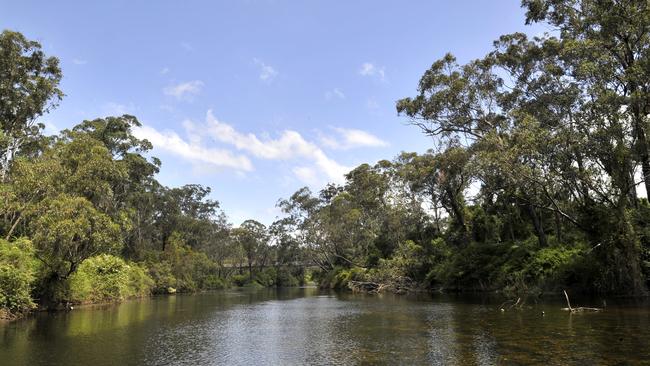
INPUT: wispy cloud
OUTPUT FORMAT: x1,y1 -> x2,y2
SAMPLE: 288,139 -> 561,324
132,125 -> 252,171
325,88 -> 345,100
253,58 -> 278,82
359,62 -> 385,81
133,111 -> 352,185
180,42 -> 193,52
72,58 -> 87,65
163,80 -> 204,100
197,110 -> 349,184
103,102 -> 135,116
160,67 -> 170,75
320,127 -> 388,150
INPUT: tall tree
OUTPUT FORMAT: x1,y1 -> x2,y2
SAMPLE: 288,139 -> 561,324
232,220 -> 268,280
0,30 -> 63,181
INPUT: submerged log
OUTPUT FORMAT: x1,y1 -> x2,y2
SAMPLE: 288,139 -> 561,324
561,290 -> 602,313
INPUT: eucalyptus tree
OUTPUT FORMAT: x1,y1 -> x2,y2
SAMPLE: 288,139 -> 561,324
61,115 -> 162,258
0,30 -> 63,181
232,219 -> 269,280
523,0 -> 650,197
155,184 -> 221,251
396,0 -> 650,293
32,194 -> 121,306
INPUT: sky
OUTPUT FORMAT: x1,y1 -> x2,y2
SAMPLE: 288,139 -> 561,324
2,1 -> 545,225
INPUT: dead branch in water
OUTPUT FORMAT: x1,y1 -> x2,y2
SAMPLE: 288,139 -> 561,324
561,290 -> 602,313
498,297 -> 524,311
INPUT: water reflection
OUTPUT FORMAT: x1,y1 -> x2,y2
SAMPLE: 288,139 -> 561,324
1,289 -> 649,365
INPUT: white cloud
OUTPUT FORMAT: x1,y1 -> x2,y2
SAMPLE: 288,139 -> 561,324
320,127 -> 388,150
160,67 -> 170,75
163,80 -> 204,100
359,62 -> 385,81
72,58 -> 87,65
292,166 -> 320,186
200,110 -> 349,184
253,58 -> 278,82
132,125 -> 252,171
325,88 -> 345,100
133,111 -> 353,186
103,102 -> 134,116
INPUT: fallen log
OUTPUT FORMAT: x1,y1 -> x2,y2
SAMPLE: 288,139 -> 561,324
561,290 -> 602,313
348,281 -> 383,293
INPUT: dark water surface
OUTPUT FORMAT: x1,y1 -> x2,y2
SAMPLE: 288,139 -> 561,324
1,288 -> 649,365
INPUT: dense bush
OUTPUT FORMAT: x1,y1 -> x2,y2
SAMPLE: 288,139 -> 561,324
146,233 -> 226,293
253,267 -> 277,287
230,273 -> 249,287
0,239 -> 38,318
228,266 -> 302,288
147,261 -> 177,294
69,254 -> 153,303
276,267 -> 301,287
202,275 -> 228,290
317,267 -> 368,289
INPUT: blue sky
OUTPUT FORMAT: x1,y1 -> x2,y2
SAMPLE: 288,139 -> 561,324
2,1 -> 543,225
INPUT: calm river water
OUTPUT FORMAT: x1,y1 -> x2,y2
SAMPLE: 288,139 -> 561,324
1,288 -> 649,365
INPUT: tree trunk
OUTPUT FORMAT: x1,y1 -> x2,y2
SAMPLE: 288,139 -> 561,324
554,211 -> 562,243
527,204 -> 547,247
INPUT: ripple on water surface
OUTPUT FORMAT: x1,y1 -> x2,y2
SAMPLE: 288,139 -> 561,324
1,289 -> 649,365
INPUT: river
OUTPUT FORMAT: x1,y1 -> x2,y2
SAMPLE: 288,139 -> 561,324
1,288 -> 649,365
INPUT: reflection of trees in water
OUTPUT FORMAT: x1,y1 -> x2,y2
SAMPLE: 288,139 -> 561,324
194,291 -> 361,364
3,292 -> 650,365
332,293 -> 441,364
430,301 -> 499,365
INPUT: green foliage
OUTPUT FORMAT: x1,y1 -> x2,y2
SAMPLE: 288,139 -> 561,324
318,267 -> 368,290
145,233 -> 224,293
253,267 -> 277,287
69,254 -> 153,303
0,30 -> 63,181
146,261 -> 176,294
276,267 -> 301,287
31,194 -> 122,284
0,239 -> 38,317
230,274 -> 249,287
3,0 -> 650,318
202,275 -> 228,290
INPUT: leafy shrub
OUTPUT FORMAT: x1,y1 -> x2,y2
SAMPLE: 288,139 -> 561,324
0,239 -> 38,318
276,267 -> 300,287
146,232 -> 224,293
127,263 -> 155,297
69,254 -> 153,303
253,267 -> 277,287
318,267 -> 368,289
147,261 -> 177,294
230,273 -> 249,287
202,275 -> 228,290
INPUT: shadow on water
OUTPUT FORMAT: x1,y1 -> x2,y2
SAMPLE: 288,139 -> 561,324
1,288 -> 649,365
